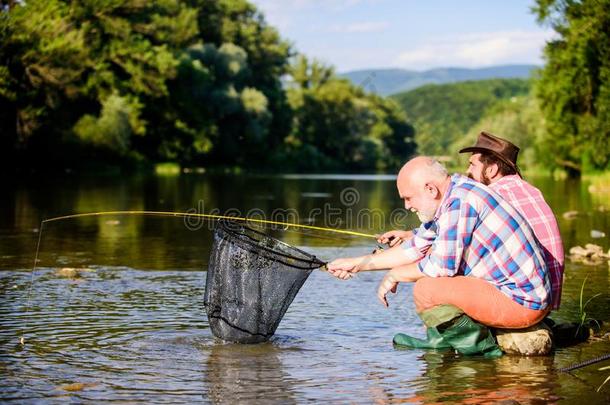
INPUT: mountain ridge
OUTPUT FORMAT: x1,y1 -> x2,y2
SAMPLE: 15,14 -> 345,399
339,64 -> 537,95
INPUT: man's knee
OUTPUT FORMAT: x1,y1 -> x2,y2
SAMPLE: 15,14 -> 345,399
413,277 -> 437,311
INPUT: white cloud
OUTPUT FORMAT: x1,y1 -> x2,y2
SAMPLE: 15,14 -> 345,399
252,0 -> 384,30
395,30 -> 556,69
330,21 -> 390,33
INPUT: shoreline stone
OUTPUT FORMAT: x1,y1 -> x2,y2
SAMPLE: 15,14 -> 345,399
494,323 -> 553,356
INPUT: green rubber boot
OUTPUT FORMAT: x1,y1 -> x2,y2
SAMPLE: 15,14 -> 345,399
393,305 -> 503,357
393,326 -> 452,349
440,314 -> 503,358
393,304 -> 463,350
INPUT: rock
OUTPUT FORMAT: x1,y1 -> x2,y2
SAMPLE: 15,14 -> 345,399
562,210 -> 579,220
590,230 -> 606,239
585,243 -> 604,255
495,323 -> 553,356
568,244 -> 609,265
57,382 -> 98,392
55,267 -> 93,278
569,246 -> 589,257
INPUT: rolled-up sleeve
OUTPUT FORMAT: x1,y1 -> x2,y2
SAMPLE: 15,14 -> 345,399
417,198 -> 478,277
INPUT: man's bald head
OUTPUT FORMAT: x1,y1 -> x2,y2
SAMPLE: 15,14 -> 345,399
396,156 -> 450,223
397,156 -> 449,190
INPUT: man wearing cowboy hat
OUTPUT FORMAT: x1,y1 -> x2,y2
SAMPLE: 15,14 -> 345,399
328,156 -> 550,356
459,131 -> 564,311
376,131 -> 564,311
340,133 -> 564,354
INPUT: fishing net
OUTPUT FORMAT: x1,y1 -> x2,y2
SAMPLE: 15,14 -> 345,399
204,220 -> 325,343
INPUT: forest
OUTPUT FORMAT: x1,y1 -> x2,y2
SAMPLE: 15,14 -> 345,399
0,0 -> 608,176
0,0 -> 415,173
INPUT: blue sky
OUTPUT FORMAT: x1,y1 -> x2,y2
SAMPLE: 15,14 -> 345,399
251,0 -> 555,72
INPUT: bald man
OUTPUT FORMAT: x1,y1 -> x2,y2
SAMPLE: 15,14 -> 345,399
328,157 -> 551,332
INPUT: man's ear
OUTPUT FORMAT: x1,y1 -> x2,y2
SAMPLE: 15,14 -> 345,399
424,183 -> 440,199
485,163 -> 499,179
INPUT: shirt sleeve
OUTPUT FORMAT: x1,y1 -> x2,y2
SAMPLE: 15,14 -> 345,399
401,222 -> 437,262
417,198 -> 478,277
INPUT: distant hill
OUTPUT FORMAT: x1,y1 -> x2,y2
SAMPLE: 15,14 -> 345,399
339,65 -> 537,96
390,78 -> 531,156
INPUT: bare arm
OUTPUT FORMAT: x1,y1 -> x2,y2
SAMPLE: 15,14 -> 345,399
327,245 -> 415,279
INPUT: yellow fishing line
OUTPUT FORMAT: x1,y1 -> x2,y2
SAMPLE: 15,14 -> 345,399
41,210 -> 378,239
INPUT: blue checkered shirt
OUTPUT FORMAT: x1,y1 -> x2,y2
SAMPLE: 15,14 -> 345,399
401,174 -> 551,310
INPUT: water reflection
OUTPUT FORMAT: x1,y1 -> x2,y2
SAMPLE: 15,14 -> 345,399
202,342 -> 298,403
398,351 -> 560,403
1,172 -> 610,402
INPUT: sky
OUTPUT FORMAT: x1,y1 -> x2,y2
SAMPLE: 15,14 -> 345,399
250,0 -> 555,73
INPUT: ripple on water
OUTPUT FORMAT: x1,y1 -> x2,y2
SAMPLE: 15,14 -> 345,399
2,263 -> 610,403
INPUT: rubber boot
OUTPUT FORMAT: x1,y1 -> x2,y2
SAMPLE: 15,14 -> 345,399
440,314 -> 503,358
393,305 -> 503,357
393,304 -> 462,350
393,326 -> 452,349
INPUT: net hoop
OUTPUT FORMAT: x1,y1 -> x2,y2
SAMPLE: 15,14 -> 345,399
216,220 -> 326,270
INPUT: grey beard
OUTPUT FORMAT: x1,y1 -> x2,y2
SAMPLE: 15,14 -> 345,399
416,211 -> 435,223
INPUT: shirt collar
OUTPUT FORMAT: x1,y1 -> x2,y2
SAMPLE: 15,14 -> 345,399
431,174 -> 459,221
492,174 -> 520,187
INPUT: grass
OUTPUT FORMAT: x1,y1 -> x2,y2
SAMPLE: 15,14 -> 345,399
154,162 -> 181,176
576,276 -> 602,337
598,366 -> 610,392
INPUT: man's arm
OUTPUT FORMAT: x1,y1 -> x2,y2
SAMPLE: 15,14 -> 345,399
327,246 -> 417,279
327,223 -> 439,279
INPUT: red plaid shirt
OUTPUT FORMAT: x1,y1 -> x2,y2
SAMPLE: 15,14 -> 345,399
490,175 -> 564,309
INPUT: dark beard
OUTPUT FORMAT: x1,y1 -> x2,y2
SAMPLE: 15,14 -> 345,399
481,171 -> 492,185
467,172 -> 491,186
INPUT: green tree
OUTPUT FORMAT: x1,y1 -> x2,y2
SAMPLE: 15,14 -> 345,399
451,94 -> 547,170
0,0 -> 88,155
192,0 -> 292,164
391,79 -> 530,157
283,55 -> 415,171
533,0 -> 610,175
0,0 -> 197,166
0,0 -> 413,173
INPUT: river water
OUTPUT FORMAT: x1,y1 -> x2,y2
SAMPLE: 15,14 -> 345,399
1,172 -> 609,403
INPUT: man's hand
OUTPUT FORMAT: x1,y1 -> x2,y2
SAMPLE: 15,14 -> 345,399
326,256 -> 368,280
377,271 -> 399,307
377,230 -> 413,247
376,263 -> 427,307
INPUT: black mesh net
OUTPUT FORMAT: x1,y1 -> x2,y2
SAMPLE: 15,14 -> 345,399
204,220 -> 325,343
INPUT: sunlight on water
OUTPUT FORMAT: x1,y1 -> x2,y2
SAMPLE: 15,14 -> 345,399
1,172 -> 609,403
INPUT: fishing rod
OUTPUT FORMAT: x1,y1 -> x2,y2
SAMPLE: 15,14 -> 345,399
558,353 -> 610,373
39,210 -> 378,239
21,210 -> 378,345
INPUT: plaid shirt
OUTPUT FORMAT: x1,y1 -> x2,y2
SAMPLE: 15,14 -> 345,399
491,175 -> 564,309
402,174 -> 551,310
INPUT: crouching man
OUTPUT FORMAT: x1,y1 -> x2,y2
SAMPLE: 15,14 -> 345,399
327,156 -> 551,356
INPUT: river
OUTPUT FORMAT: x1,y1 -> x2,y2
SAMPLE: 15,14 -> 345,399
1,171 -> 609,403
